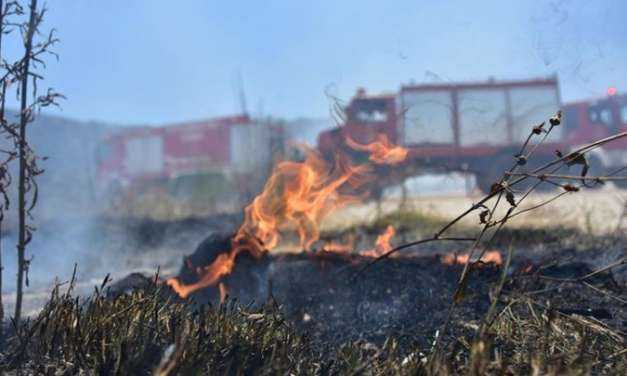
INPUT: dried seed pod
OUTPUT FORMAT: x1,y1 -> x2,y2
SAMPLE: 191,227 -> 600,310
549,110 -> 562,126
505,191 -> 516,207
562,184 -> 580,192
490,182 -> 504,194
515,155 -> 527,166
479,209 -> 490,224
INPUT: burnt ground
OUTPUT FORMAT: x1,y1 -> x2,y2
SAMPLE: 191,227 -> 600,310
266,253 -> 499,350
180,248 -> 501,351
1,211 -> 625,373
164,228 -> 626,355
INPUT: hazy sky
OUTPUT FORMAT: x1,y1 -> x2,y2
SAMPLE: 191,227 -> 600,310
11,0 -> 627,125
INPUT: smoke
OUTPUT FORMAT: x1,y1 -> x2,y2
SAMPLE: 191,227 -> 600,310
0,112 -> 217,316
2,220 -> 103,292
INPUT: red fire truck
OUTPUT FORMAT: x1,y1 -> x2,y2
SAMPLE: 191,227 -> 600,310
318,77 -> 627,192
562,90 -> 627,180
96,115 -> 284,210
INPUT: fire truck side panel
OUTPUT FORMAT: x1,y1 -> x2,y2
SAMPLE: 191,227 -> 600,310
509,85 -> 562,142
229,122 -> 273,174
163,123 -> 232,177
124,134 -> 164,176
457,88 -> 509,147
401,90 -> 454,145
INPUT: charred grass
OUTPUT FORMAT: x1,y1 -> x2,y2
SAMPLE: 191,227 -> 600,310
0,258 -> 625,375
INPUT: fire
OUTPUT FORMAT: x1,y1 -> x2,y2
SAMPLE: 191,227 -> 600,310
360,225 -> 396,257
345,133 -> 408,165
167,249 -> 236,298
323,233 -> 356,253
374,225 -> 396,255
323,241 -> 353,253
441,250 -> 502,266
168,148 -> 371,298
237,149 -> 369,251
168,134 -> 409,299
167,232 -> 266,298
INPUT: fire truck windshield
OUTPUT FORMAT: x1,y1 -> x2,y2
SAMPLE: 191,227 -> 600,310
357,110 -> 387,122
350,99 -> 389,123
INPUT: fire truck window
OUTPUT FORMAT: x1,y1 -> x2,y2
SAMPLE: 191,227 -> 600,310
600,109 -> 612,125
599,108 -> 612,126
356,110 -> 387,122
588,107 -> 612,126
621,105 -> 627,123
352,99 -> 388,122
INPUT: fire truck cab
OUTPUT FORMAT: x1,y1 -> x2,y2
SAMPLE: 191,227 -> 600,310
562,93 -> 627,183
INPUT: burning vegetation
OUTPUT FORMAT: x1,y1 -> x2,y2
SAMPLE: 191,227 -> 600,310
167,135 -> 410,300
441,249 -> 503,266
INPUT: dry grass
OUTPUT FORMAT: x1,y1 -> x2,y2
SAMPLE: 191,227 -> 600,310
484,298 -> 626,375
0,273 -> 624,375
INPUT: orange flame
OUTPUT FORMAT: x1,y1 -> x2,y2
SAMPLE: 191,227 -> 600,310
168,134 -> 410,299
168,148 -> 371,298
441,250 -> 502,266
167,232 -> 265,298
345,133 -> 408,165
374,225 -> 396,254
322,242 -> 353,253
323,233 -> 356,253
167,250 -> 235,298
237,149 -> 370,251
360,225 -> 396,257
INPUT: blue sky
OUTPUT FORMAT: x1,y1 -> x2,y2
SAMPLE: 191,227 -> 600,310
10,0 -> 626,125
